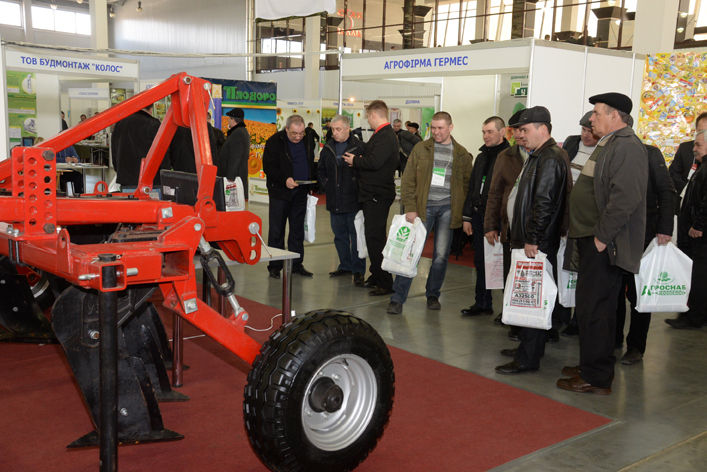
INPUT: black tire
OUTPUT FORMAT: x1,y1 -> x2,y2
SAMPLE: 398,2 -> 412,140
244,310 -> 395,472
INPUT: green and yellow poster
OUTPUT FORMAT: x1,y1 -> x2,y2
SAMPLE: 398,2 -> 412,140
6,71 -> 37,147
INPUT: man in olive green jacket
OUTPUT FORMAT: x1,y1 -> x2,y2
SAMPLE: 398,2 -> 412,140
387,111 -> 474,315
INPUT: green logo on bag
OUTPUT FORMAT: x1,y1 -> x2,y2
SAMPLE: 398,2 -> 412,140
396,226 -> 410,239
641,271 -> 687,296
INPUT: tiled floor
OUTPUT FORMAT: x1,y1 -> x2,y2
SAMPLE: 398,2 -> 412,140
223,200 -> 707,472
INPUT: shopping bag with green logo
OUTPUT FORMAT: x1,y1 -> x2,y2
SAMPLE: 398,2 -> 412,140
382,215 -> 416,264
634,239 -> 692,313
502,249 -> 557,330
382,214 -> 427,277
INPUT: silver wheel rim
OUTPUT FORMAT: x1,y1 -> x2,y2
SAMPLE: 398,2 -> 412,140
301,353 -> 377,451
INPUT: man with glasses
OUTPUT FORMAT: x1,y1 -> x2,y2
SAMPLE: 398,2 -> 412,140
263,114 -> 316,278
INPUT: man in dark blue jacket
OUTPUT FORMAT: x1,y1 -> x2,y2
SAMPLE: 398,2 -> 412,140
318,115 -> 366,284
263,114 -> 315,278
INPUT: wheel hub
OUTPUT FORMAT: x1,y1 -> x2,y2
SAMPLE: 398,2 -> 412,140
308,377 -> 344,413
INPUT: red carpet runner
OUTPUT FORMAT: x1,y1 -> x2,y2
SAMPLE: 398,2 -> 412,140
1,297 -> 610,472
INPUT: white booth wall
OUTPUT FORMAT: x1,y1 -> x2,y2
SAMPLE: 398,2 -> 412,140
35,73 -> 61,140
441,75 -> 497,153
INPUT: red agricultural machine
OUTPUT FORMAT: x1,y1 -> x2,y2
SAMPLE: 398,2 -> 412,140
0,72 -> 394,472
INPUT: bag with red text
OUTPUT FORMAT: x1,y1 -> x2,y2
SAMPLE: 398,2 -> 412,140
501,249 -> 557,330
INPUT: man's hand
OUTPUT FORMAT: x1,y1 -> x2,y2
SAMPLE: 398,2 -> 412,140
657,234 -> 672,245
485,230 -> 499,245
689,227 -> 703,238
66,156 -> 79,164
342,152 -> 355,167
286,177 -> 298,190
406,211 -> 418,224
463,221 -> 473,236
524,244 -> 538,258
594,237 -> 607,252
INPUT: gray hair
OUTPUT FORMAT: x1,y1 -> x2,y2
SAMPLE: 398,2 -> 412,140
285,114 -> 305,129
331,115 -> 350,127
696,129 -> 707,142
392,119 -> 402,125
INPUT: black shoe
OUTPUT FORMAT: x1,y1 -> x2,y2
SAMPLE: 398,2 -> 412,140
621,347 -> 644,365
370,287 -> 394,296
268,267 -> 281,279
353,273 -> 365,286
387,301 -> 403,315
547,328 -> 560,343
329,269 -> 352,277
461,305 -> 493,317
500,348 -> 517,358
494,313 -> 505,326
427,297 -> 441,310
508,327 -> 522,341
293,266 -> 313,277
363,279 -> 377,288
495,361 -> 539,375
665,318 -> 700,330
561,324 -> 578,336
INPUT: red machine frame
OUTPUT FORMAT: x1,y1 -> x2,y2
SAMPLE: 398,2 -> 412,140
0,72 -> 262,364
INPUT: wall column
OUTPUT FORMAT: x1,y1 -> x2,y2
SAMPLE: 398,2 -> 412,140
633,0 -> 679,54
304,16 -> 320,100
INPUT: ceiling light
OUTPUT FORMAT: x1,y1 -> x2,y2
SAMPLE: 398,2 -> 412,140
77,0 -> 84,4
137,1 -> 142,12
51,1 -> 57,10
607,0 -> 616,6
109,6 -> 116,18
680,12 -> 688,18
677,27 -> 685,33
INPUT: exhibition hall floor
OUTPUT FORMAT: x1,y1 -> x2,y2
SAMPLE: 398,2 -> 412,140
243,200 -> 707,471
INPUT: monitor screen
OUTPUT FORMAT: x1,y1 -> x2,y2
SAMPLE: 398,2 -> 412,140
159,169 -> 226,211
22,137 -> 34,146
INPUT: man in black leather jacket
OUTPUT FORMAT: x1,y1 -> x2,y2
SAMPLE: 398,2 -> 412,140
495,106 -> 571,375
666,130 -> 707,329
317,115 -> 366,284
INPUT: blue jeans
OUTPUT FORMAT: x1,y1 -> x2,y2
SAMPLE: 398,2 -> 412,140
330,211 -> 366,274
391,204 -> 453,304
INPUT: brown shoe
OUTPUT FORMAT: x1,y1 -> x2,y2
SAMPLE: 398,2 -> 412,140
556,377 -> 611,395
561,365 -> 581,378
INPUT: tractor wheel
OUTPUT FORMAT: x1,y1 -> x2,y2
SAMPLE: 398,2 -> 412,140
244,310 -> 395,472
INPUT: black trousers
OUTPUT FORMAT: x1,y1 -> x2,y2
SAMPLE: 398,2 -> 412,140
616,273 -> 651,353
575,236 -> 623,389
267,187 -> 307,271
680,239 -> 707,327
513,246 -> 561,369
472,211 -> 493,309
362,196 -> 395,290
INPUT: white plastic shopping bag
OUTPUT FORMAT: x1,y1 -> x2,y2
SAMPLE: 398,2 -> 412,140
382,214 -> 416,263
484,238 -> 504,290
557,238 -> 577,308
354,210 -> 368,258
634,239 -> 692,313
502,249 -> 557,330
224,177 -> 246,212
304,195 -> 318,243
382,214 -> 427,278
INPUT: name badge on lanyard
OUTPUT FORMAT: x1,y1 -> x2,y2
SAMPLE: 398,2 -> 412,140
431,167 -> 446,187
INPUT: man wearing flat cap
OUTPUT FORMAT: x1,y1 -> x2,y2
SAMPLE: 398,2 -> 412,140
406,122 -> 422,139
495,106 -> 571,375
218,107 -> 250,193
557,111 -> 600,336
558,92 -> 648,395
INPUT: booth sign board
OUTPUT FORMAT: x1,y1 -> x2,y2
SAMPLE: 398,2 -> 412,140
5,50 -> 139,79
68,88 -> 111,100
510,75 -> 528,97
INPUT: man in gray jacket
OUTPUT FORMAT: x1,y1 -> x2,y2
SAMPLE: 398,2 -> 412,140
558,93 -> 648,395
